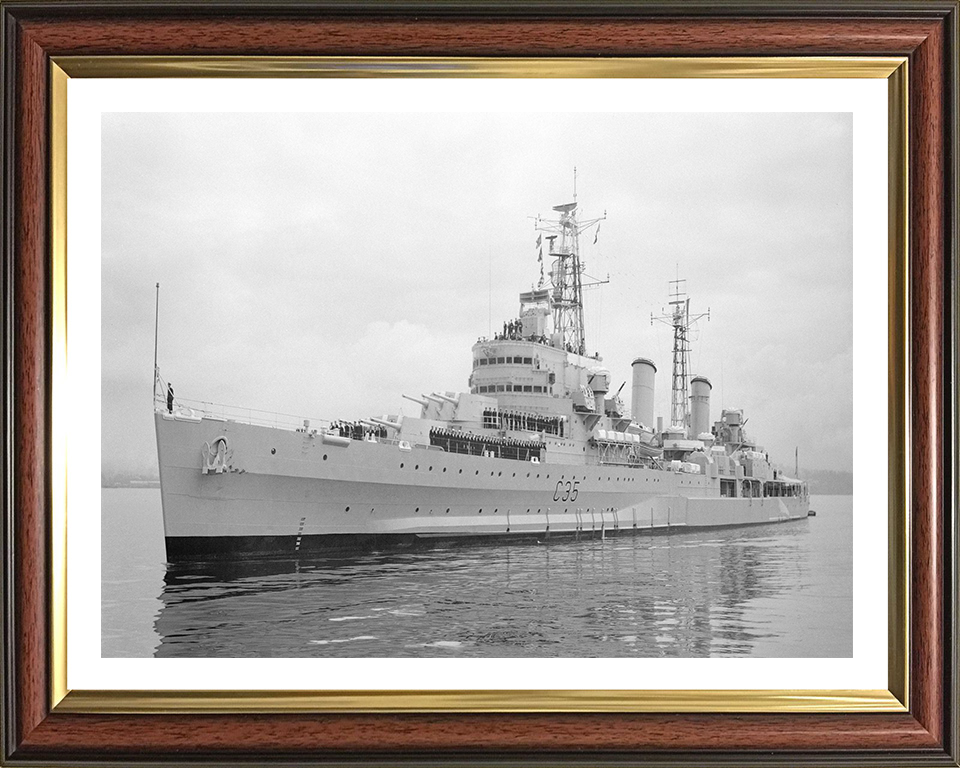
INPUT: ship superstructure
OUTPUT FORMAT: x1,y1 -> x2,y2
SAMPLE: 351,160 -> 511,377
154,192 -> 809,560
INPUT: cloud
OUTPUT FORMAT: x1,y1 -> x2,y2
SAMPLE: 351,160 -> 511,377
101,110 -> 853,475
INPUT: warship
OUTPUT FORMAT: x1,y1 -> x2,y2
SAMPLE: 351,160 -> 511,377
154,194 -> 809,561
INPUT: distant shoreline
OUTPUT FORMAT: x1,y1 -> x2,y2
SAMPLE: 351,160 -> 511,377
100,483 -> 853,495
101,469 -> 852,494
102,479 -> 160,489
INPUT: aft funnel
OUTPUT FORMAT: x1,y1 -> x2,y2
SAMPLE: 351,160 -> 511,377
690,376 -> 712,439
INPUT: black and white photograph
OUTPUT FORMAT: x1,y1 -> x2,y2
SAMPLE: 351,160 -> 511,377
101,105 -> 854,661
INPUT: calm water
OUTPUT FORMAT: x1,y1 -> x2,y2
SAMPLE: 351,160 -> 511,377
102,489 -> 852,658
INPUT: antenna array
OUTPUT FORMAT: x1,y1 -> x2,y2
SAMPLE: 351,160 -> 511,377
652,278 -> 709,430
534,171 -> 605,355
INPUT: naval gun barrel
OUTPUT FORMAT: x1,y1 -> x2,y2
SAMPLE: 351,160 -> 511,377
423,393 -> 445,404
433,392 -> 459,405
402,394 -> 428,407
370,417 -> 402,431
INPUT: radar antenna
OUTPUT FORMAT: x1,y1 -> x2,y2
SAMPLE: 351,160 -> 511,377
652,277 -> 709,430
534,171 -> 605,356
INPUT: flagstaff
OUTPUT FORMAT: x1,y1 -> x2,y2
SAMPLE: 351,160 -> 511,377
153,282 -> 160,401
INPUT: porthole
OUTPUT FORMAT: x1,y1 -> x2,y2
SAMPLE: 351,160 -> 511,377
416,507 -> 420,513
479,509 -> 483,514
443,467 -> 447,473
345,506 -> 350,512
445,508 -> 450,514
415,464 -> 419,470
323,454 -> 328,461
400,463 -> 404,468
271,448 -> 276,454
476,470 -> 479,475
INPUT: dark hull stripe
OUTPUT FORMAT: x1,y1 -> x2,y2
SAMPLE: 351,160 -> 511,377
164,516 -> 808,562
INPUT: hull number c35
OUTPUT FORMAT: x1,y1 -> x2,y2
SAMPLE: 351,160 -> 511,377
554,480 -> 580,502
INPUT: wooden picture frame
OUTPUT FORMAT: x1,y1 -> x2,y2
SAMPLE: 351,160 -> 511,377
2,2 -> 957,765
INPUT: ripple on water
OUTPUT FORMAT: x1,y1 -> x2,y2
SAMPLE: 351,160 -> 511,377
411,640 -> 463,649
310,636 -> 378,645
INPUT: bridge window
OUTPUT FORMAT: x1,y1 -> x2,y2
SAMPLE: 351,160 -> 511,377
478,358 -> 488,366
523,357 -> 532,365
497,357 -> 505,364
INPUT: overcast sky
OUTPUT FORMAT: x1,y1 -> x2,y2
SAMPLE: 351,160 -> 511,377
102,111 -> 852,476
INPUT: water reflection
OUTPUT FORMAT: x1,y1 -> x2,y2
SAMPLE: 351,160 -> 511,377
153,521 -> 814,658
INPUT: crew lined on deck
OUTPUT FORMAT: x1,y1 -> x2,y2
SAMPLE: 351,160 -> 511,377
491,318 -> 548,345
481,408 -> 564,437
329,420 -> 387,441
429,427 -> 544,462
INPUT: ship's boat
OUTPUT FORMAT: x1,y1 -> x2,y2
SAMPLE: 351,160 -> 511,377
154,196 -> 809,561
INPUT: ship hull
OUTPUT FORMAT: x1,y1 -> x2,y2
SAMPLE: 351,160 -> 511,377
156,412 -> 809,561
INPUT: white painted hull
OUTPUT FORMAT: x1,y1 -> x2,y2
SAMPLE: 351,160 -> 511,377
156,412 -> 809,559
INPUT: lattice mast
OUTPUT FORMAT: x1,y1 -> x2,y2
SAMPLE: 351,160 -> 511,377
534,170 -> 605,355
652,278 -> 709,430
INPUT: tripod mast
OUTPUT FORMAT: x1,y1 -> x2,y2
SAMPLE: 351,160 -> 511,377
534,171 -> 605,355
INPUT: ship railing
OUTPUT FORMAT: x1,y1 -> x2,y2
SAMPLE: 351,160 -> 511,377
375,437 -> 444,451
159,396 -> 332,433
592,454 -> 660,469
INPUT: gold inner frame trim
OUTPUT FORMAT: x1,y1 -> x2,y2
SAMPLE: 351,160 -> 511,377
48,55 -> 909,715
55,688 -> 904,715
54,55 -> 904,79
50,62 -> 68,709
886,62 -> 910,710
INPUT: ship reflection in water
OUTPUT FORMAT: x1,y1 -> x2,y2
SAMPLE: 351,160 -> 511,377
144,506 -> 849,659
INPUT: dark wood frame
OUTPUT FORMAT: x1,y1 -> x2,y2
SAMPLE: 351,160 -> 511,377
2,2 -> 957,765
